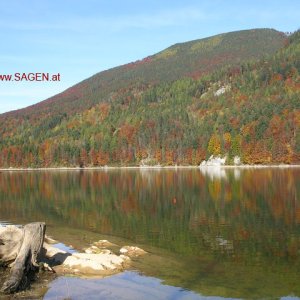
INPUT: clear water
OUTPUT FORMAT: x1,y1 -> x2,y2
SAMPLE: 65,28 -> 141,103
0,168 -> 300,299
45,271 -> 215,300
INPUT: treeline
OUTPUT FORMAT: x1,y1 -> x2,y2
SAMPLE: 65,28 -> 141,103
0,30 -> 299,167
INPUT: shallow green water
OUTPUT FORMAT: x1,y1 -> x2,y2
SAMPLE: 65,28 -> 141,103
1,168 -> 300,299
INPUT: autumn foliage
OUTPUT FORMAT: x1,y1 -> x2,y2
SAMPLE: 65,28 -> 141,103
0,29 -> 299,167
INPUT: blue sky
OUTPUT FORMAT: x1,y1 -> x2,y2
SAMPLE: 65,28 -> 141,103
0,0 -> 299,113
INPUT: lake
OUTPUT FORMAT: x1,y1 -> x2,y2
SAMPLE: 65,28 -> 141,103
0,167 -> 300,299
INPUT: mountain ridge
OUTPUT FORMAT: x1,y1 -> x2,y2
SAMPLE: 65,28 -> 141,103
0,28 -> 286,119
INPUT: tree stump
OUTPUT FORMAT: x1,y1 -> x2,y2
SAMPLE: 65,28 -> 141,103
0,222 -> 46,293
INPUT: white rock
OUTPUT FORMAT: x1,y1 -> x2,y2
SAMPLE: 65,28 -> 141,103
200,155 -> 227,167
63,253 -> 125,272
94,240 -> 116,248
215,237 -> 234,251
44,243 -> 130,275
214,85 -> 230,96
120,254 -> 130,261
119,246 -> 147,257
84,246 -> 112,255
233,156 -> 241,165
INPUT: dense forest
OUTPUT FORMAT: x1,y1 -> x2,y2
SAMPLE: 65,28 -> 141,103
0,28 -> 299,167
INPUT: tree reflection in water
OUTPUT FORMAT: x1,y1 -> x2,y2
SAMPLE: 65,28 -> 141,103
0,168 -> 300,298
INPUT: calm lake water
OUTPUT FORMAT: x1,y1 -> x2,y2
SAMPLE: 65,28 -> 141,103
1,168 -> 300,299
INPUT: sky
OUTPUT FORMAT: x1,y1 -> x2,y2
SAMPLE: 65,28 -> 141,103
0,0 -> 299,114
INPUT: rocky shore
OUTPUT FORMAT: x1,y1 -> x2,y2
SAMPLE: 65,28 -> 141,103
0,223 -> 146,293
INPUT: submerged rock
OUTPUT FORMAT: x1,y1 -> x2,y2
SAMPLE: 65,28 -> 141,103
119,246 -> 147,257
93,239 -> 117,248
85,248 -> 112,255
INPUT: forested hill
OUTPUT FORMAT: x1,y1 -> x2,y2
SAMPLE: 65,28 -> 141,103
1,29 -> 299,167
1,28 -> 285,119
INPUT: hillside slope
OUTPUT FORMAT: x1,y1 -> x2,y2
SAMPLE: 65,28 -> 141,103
1,28 -> 285,120
1,28 -> 299,167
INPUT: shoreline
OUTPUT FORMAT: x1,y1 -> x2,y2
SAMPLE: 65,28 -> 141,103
0,164 -> 300,172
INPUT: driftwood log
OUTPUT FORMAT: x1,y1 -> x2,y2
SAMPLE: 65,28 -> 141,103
0,222 -> 46,293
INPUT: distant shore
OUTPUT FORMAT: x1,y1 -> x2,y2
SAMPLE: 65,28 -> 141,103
0,164 -> 300,172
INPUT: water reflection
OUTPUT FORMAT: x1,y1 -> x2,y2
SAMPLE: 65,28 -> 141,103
199,166 -> 227,179
0,168 -> 300,298
45,271 -> 209,300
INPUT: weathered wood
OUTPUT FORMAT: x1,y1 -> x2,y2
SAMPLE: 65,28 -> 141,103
0,225 -> 24,265
0,222 -> 45,293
